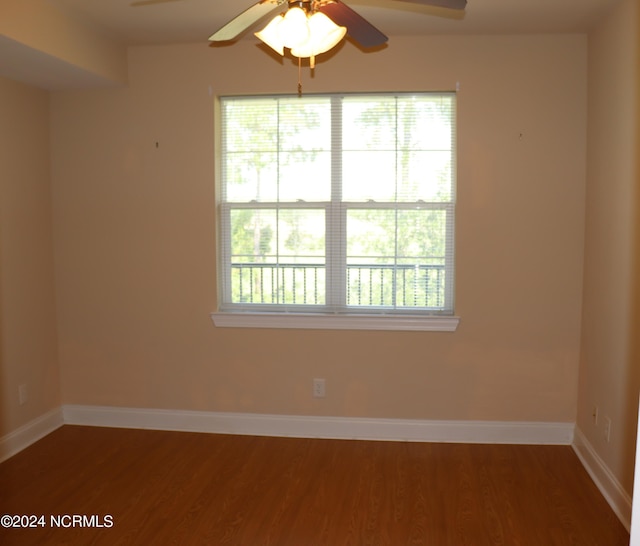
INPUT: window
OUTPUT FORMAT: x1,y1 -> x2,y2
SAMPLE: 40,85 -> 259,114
214,93 -> 458,331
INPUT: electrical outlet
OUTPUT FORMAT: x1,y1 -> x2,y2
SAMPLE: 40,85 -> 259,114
313,378 -> 326,398
18,384 -> 28,406
604,416 -> 612,443
592,406 -> 599,426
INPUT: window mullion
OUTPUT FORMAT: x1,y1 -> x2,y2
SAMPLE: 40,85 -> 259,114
327,96 -> 345,311
444,203 -> 456,313
393,97 -> 400,309
275,101 -> 282,305
219,203 -> 233,310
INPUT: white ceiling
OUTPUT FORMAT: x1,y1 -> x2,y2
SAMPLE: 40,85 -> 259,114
52,0 -> 619,46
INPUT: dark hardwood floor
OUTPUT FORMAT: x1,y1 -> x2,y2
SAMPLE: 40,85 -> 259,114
0,425 -> 630,545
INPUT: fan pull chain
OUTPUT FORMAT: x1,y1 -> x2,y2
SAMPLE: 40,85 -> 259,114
297,56 -> 302,96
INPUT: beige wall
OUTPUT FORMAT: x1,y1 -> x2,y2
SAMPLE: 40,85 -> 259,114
0,77 -> 60,436
578,0 -> 640,495
50,34 -> 587,423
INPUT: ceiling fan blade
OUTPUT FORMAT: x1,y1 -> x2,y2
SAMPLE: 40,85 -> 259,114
209,0 -> 284,42
318,1 -> 388,48
392,0 -> 467,10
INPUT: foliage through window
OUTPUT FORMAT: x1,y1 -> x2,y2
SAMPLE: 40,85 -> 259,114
218,93 -> 456,315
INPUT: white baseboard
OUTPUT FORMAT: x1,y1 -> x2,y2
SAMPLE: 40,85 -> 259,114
0,408 -> 64,464
572,427 -> 632,531
61,404 -> 575,445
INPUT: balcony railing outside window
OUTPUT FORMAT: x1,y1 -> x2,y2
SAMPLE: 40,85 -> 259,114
231,262 -> 445,309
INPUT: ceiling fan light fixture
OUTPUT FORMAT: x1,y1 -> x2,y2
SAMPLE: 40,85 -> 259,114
255,5 -> 347,61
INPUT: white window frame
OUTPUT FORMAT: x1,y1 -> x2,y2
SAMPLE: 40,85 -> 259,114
212,93 -> 460,332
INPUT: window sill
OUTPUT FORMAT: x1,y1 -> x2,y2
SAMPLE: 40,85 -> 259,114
210,312 -> 460,332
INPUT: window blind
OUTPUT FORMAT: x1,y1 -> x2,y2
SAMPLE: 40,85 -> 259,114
218,93 -> 456,315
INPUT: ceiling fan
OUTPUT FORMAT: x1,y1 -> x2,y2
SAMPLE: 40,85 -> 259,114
132,0 -> 466,91
208,0 -> 467,50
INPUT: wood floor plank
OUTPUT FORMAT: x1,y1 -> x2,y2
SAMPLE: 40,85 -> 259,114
0,426 -> 630,545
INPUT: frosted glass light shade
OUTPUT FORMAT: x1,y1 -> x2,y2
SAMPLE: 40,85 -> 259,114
254,15 -> 285,55
290,12 -> 346,58
280,7 -> 310,49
